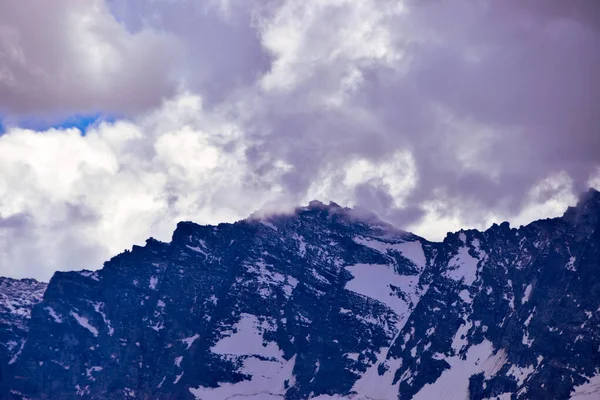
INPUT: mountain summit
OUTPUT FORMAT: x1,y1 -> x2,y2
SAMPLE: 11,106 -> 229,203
1,190 -> 599,399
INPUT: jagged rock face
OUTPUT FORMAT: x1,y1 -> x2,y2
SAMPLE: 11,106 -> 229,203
1,191 -> 599,400
0,278 -> 46,381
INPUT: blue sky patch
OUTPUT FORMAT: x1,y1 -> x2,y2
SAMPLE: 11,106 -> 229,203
0,113 -> 117,136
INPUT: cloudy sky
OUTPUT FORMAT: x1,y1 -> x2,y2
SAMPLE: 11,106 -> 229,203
0,0 -> 599,280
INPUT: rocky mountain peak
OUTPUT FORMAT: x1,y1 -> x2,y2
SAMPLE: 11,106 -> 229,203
0,190 -> 598,399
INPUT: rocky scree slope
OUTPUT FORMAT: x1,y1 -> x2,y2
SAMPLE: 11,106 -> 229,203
0,190 -> 599,399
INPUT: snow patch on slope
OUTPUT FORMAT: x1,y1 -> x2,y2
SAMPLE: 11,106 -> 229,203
92,302 -> 114,336
395,241 -> 427,269
351,355 -> 403,399
45,307 -> 63,323
507,363 -> 535,386
192,313 -> 295,400
345,263 -> 420,318
353,237 -> 427,270
571,373 -> 600,399
413,340 -> 505,399
211,313 -> 280,358
244,260 -> 298,299
522,283 -> 533,304
149,276 -> 158,290
186,245 -> 207,256
182,333 -> 200,349
70,311 -> 98,337
190,356 -> 295,400
443,246 -> 479,285
8,340 -> 25,364
344,259 -> 429,400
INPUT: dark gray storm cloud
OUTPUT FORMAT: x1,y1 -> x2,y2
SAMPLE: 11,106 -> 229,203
0,0 -> 182,119
108,0 -> 272,107
227,0 -> 600,227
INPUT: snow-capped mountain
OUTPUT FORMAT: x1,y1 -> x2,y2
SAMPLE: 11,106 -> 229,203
1,190 -> 599,399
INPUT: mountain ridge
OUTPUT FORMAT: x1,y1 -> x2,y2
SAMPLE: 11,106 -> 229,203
0,188 -> 598,399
